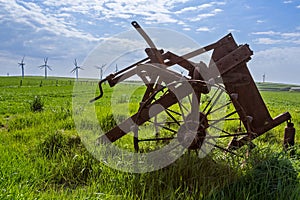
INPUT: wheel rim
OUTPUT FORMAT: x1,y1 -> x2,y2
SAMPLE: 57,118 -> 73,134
133,80 -> 248,155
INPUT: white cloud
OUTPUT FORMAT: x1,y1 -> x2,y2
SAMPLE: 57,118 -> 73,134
256,20 -> 265,23
292,39 -> 300,44
297,5 -> 300,8
252,30 -> 300,45
252,31 -> 281,35
281,32 -> 300,37
48,0 -> 183,25
254,38 -> 282,45
183,27 -> 191,31
283,0 -> 293,3
175,2 -> 225,14
1,0 -> 201,44
196,27 -> 212,32
227,29 -> 240,33
189,9 -> 223,22
145,13 -> 178,23
175,6 -> 198,14
0,1 -> 99,41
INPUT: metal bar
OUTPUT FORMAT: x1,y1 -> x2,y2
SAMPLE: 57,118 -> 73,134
203,87 -> 220,113
205,140 -> 237,155
116,57 -> 149,76
131,21 -> 157,49
150,120 -> 178,133
255,112 -> 291,135
228,112 -> 292,149
206,89 -> 224,115
209,101 -> 231,115
164,109 -> 181,126
209,111 -> 238,127
138,137 -> 175,142
166,107 -> 182,116
97,82 -> 193,143
209,124 -> 236,136
215,44 -> 253,75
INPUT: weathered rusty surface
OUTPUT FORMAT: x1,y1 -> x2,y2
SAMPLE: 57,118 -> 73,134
93,21 -> 293,152
284,121 -> 296,152
211,34 -> 274,134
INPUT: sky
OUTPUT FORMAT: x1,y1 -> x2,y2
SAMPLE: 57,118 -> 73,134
0,0 -> 300,84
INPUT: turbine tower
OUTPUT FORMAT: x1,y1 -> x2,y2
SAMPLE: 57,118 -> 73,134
262,73 -> 266,83
95,64 -> 106,80
71,59 -> 84,80
115,64 -> 118,73
38,57 -> 52,79
18,56 -> 25,78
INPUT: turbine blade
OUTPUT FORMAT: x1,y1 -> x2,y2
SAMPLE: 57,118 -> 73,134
74,59 -> 77,66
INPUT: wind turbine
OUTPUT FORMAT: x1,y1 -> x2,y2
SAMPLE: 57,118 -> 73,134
38,57 -> 52,79
71,59 -> 84,80
18,56 -> 25,78
95,64 -> 106,80
115,64 -> 118,73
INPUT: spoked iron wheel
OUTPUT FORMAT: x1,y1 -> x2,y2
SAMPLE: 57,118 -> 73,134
133,80 -> 249,155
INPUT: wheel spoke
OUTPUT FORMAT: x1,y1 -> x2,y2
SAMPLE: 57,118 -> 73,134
209,118 -> 241,122
165,109 -> 181,126
203,87 -> 220,112
205,132 -> 248,139
165,108 -> 182,116
177,99 -> 191,121
209,110 -> 237,127
209,124 -> 234,136
179,99 -> 190,113
209,101 -> 231,115
139,137 -> 175,142
148,120 -> 178,134
204,140 -> 237,155
132,81 -> 246,155
205,89 -> 224,115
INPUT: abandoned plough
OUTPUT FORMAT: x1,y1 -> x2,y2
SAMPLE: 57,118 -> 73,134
90,21 -> 295,155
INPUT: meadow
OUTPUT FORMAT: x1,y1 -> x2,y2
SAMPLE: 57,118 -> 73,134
0,76 -> 299,199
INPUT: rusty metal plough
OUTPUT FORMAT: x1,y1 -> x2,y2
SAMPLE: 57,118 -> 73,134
90,21 -> 294,155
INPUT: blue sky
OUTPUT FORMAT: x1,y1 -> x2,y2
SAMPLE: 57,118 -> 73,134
0,0 -> 300,84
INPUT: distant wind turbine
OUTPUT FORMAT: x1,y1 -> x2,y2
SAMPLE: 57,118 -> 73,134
115,64 -> 118,73
18,56 -> 25,78
71,59 -> 84,80
38,57 -> 52,79
95,64 -> 106,80
262,73 -> 266,83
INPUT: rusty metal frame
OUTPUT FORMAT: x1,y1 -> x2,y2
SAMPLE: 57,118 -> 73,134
91,21 -> 293,152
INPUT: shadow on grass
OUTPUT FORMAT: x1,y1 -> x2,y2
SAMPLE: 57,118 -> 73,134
126,151 -> 299,200
207,154 -> 299,200
127,153 -> 241,199
35,130 -> 299,200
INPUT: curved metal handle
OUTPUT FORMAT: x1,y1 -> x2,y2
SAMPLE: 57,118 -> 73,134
89,79 -> 106,103
131,21 -> 157,49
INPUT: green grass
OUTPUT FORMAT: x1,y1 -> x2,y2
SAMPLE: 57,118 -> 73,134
0,76 -> 299,199
257,82 -> 299,91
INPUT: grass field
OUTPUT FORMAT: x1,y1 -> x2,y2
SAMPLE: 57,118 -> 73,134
0,76 -> 299,199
